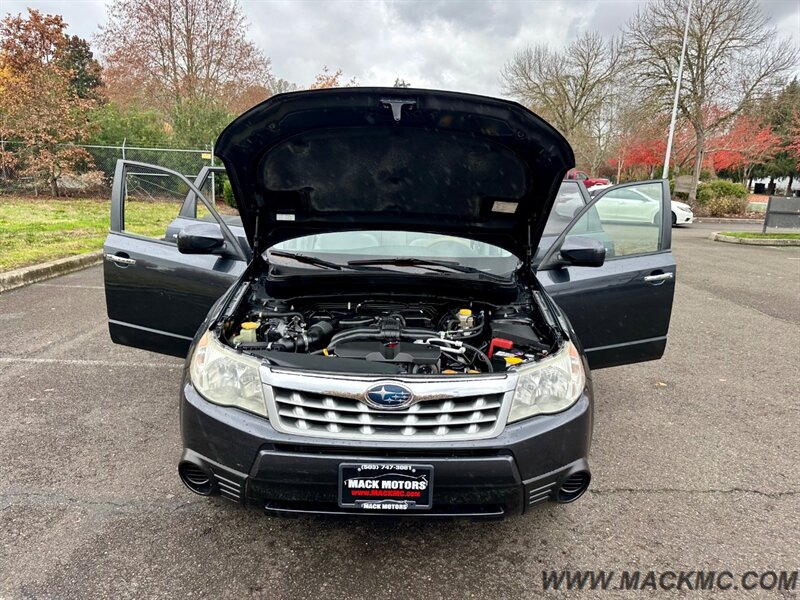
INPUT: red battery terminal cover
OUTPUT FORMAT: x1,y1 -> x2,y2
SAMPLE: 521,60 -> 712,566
488,338 -> 514,359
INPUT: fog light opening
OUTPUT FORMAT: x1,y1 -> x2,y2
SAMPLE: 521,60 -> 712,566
178,461 -> 216,496
556,470 -> 590,503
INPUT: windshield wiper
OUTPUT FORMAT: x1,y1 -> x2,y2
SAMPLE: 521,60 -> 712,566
269,250 -> 345,271
346,257 -> 510,281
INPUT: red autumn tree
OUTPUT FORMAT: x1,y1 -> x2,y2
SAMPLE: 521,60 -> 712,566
608,108 -> 669,181
710,115 -> 781,182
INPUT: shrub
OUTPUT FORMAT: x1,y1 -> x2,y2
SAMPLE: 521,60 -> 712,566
57,170 -> 108,196
704,196 -> 749,217
695,179 -> 749,206
222,177 -> 236,208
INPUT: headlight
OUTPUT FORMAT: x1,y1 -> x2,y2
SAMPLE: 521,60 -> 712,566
189,331 -> 267,417
675,202 -> 692,212
507,342 -> 586,423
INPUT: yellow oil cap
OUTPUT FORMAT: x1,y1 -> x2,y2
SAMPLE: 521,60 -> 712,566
442,369 -> 458,374
504,356 -> 524,365
458,308 -> 472,317
240,321 -> 259,330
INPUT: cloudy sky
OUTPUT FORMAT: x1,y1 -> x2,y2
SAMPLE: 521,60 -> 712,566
3,0 -> 799,96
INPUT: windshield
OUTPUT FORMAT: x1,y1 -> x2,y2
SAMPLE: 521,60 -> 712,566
269,231 -> 520,277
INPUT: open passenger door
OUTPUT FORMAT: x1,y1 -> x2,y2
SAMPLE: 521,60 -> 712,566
537,180 -> 675,369
103,161 -> 249,357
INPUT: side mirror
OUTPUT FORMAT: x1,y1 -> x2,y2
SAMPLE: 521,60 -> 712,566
559,236 -> 606,267
177,222 -> 226,255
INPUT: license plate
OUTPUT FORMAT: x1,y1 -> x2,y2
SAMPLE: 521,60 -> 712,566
338,463 -> 434,510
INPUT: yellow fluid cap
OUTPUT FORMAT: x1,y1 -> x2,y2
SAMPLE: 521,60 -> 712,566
442,369 -> 458,374
241,321 -> 259,330
458,309 -> 472,317
467,369 -> 481,374
504,356 -> 524,365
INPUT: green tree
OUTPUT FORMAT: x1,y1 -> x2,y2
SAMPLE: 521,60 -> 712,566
169,100 -> 233,148
87,103 -> 170,147
57,35 -> 102,99
762,79 -> 800,192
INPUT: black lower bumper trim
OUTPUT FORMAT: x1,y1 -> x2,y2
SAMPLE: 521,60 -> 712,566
265,501 -> 505,519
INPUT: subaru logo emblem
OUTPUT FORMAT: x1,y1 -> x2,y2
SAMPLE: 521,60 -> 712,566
364,383 -> 414,410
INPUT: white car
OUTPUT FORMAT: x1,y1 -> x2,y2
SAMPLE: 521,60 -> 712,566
671,200 -> 694,226
589,185 -> 693,227
586,182 -> 612,194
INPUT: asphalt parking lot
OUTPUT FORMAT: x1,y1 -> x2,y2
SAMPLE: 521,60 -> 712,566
1,222 -> 798,598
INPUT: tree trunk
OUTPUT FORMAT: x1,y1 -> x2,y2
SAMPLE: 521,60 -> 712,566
50,177 -> 58,197
688,130 -> 705,203
787,174 -> 794,196
706,153 -> 716,178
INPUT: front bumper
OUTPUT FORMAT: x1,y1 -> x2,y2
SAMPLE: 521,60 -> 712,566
179,381 -> 593,518
673,208 -> 694,224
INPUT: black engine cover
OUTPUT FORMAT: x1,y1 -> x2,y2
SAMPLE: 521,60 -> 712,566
333,341 -> 441,365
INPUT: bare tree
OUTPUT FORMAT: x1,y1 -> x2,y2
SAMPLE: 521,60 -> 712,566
626,0 -> 799,201
501,31 -> 624,141
97,0 -> 272,116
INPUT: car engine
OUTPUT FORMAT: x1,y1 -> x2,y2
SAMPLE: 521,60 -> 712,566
222,289 -> 556,374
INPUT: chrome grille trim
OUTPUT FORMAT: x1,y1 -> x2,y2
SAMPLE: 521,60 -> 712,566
261,367 -> 517,442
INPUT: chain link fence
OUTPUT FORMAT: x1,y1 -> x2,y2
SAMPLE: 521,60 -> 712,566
0,141 -> 217,198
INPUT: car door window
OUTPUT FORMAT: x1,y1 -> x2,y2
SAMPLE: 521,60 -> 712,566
182,169 -> 243,227
120,163 -> 193,242
564,181 -> 664,258
544,181 -> 587,236
120,164 -> 241,242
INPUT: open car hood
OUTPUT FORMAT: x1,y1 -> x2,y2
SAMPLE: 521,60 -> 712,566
215,88 -> 574,262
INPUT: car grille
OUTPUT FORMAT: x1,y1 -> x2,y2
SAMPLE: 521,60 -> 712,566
270,387 -> 507,441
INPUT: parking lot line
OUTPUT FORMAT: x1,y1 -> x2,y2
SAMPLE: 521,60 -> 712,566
37,283 -> 105,290
0,357 -> 181,369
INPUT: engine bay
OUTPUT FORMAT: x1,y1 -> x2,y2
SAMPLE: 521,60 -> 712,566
220,279 -> 560,375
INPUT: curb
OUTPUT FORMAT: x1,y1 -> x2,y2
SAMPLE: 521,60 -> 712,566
710,232 -> 800,246
696,217 -> 763,224
0,251 -> 103,293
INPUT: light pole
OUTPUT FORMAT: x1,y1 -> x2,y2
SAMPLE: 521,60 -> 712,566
662,0 -> 693,179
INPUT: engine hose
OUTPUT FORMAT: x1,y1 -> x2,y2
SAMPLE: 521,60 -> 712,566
271,320 -> 334,352
338,317 -> 378,327
387,313 -> 407,327
329,327 -> 436,346
329,328 -> 438,348
460,342 -> 493,372
247,310 -> 304,321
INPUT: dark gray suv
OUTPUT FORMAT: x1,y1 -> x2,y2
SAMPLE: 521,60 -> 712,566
103,88 -> 675,517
